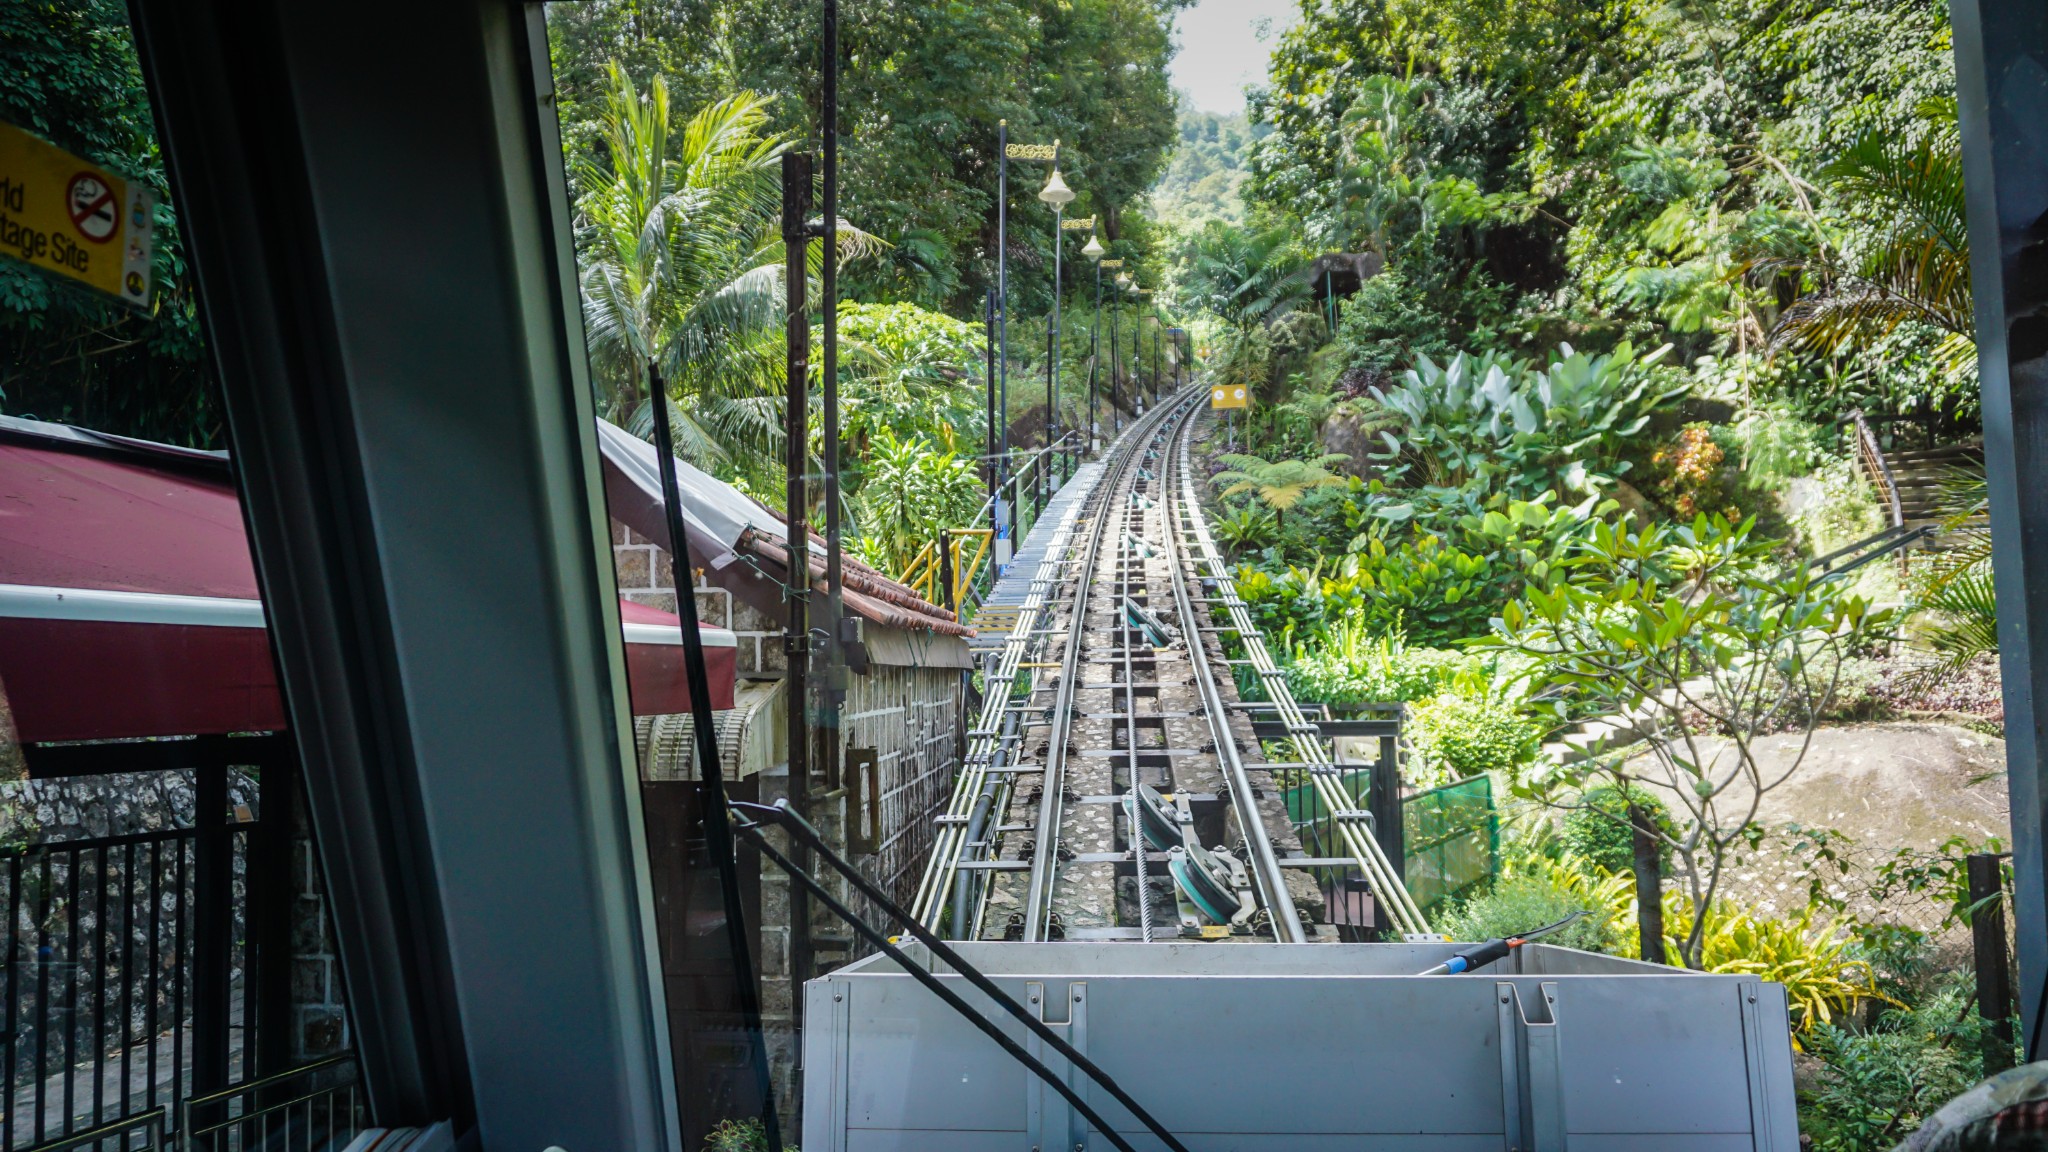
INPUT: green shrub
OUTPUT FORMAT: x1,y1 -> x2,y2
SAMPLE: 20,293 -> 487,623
1331,267 -> 1463,389
1408,691 -> 1542,783
1438,874 -> 1621,953
1561,787 -> 1670,875
1800,978 -> 1995,1151
1282,620 -> 1490,705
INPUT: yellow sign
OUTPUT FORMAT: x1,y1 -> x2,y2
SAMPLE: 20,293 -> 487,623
1211,385 -> 1248,410
0,120 -> 155,306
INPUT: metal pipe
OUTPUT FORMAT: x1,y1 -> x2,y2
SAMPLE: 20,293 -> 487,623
820,0 -> 844,791
821,0 -> 843,647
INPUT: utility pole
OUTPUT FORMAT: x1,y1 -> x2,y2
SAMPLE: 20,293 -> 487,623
780,151 -> 815,1010
1102,259 -> 1124,432
1079,225 -> 1103,453
985,288 -> 998,539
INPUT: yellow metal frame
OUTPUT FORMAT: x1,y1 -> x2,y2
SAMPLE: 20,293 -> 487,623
896,528 -> 993,611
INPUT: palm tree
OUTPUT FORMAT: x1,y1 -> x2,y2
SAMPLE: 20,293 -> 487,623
576,67 -> 790,480
1770,134 -> 1972,374
574,65 -> 881,488
1209,452 -> 1350,525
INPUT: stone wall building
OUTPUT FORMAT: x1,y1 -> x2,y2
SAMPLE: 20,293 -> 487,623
601,426 -> 975,1121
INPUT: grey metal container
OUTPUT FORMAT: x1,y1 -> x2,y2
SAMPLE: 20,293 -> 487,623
802,941 -> 1798,1151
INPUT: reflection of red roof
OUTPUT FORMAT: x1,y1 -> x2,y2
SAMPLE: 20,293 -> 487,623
0,418 -> 732,743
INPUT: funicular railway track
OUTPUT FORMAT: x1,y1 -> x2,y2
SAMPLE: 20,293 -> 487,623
914,388 -> 1429,943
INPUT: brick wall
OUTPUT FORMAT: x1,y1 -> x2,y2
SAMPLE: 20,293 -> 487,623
613,521 -> 783,677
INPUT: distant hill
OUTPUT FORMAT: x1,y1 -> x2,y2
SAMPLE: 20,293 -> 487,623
1151,102 -> 1265,230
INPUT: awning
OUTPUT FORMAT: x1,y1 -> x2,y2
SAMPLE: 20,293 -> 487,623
0,416 -> 734,743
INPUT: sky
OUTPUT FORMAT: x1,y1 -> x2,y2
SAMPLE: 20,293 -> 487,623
1168,0 -> 1302,116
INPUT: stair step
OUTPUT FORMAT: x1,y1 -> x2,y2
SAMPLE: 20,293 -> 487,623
1884,444 -> 1983,464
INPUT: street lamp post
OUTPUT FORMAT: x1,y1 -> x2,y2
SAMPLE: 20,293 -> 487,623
1082,230 -> 1105,451
997,129 -> 1057,567
1110,266 -> 1129,425
1039,158 -> 1075,486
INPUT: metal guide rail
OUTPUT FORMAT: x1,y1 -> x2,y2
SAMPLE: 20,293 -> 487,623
910,394 -> 1192,932
1168,413 -> 1431,936
915,384 -> 1423,943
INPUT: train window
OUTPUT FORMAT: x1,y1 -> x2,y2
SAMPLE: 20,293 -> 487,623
0,8 -> 364,1148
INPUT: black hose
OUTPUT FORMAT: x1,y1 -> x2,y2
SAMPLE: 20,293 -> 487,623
733,799 -> 1192,1152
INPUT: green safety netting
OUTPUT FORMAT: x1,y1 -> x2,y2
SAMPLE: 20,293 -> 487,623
1281,770 -> 1499,913
1403,775 -> 1499,910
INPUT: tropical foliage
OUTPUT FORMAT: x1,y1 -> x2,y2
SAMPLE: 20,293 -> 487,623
575,71 -> 794,480
850,428 -> 985,576
1486,515 -> 1896,968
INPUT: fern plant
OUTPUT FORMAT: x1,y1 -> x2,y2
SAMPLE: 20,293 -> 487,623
1209,452 -> 1351,524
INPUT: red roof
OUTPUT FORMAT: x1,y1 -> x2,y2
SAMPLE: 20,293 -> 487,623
0,419 -> 732,743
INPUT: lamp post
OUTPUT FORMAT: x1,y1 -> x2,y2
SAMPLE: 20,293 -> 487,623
997,129 -> 1057,567
1039,157 -> 1075,486
1082,230 -> 1105,451
1110,266 -> 1130,423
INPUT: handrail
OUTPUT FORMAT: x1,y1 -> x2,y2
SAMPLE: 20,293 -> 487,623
1849,409 -> 1905,530
23,1109 -> 165,1152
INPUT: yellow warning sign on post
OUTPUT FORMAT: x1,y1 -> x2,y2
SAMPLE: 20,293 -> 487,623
0,120 -> 155,307
1211,384 -> 1248,409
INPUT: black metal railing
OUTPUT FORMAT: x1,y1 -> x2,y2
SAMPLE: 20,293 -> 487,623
178,1054 -> 364,1152
3,739 -> 304,1152
18,1107 -> 163,1152
2,822 -> 262,1151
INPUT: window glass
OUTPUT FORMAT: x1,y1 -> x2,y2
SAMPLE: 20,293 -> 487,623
0,8 -> 361,1148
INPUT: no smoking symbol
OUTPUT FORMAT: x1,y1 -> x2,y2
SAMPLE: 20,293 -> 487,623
66,173 -> 119,243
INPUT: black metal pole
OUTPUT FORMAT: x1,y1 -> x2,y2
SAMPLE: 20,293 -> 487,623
781,151 -> 815,1012
1050,200 -> 1063,476
647,363 -> 782,1151
1970,853 -> 2017,1072
1109,296 -> 1120,429
985,289 -> 998,535
819,0 -> 844,798
997,120 -> 1009,484
1151,321 -> 1160,403
1089,261 -> 1101,450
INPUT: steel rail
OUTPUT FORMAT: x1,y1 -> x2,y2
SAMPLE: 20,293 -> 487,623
1156,402 -> 1307,942
1168,414 -> 1432,937
1018,393 -> 1199,941
911,396 -> 1192,931
1115,466 -> 1153,941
